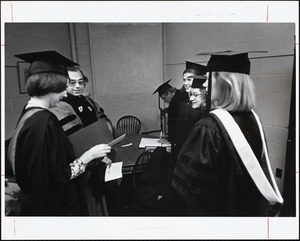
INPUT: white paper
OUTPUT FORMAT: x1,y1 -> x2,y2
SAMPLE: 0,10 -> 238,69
139,138 -> 171,148
104,162 -> 123,182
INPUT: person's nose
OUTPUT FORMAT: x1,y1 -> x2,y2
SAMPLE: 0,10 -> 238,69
74,81 -> 81,88
189,95 -> 194,101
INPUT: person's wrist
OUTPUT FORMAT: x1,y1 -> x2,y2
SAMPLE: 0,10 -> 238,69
80,151 -> 92,165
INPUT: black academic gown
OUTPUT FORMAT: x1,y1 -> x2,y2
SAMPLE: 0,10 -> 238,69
167,89 -> 181,146
15,107 -> 81,216
61,93 -> 97,127
171,87 -> 204,160
172,111 -> 270,216
128,147 -> 187,216
61,94 -> 124,215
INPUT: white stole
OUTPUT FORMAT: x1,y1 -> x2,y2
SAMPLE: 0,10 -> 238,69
210,109 -> 283,204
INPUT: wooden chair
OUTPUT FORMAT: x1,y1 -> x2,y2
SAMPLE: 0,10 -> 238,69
132,149 -> 153,189
116,115 -> 141,136
105,117 -> 115,139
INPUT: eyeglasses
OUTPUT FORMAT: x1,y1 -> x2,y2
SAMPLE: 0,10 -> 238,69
188,92 -> 204,98
68,80 -> 85,87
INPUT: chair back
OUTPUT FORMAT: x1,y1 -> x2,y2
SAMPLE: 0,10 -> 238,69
132,149 -> 153,188
116,115 -> 141,136
105,118 -> 115,139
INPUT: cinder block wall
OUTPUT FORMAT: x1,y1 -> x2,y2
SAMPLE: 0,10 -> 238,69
4,23 -> 72,139
164,23 -> 295,193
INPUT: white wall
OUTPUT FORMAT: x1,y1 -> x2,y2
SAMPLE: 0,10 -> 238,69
164,23 -> 295,193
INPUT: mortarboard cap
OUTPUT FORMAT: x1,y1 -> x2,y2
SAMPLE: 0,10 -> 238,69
15,50 -> 79,77
185,61 -> 207,79
197,50 -> 268,75
152,79 -> 173,96
191,77 -> 206,89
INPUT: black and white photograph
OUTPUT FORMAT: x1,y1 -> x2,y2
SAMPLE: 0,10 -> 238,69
1,1 -> 299,240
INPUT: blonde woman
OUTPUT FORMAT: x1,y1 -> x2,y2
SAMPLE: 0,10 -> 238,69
172,52 -> 283,216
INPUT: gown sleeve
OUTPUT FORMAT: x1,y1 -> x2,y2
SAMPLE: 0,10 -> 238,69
167,92 -> 180,143
173,116 -> 224,205
49,101 -> 83,131
70,158 -> 87,179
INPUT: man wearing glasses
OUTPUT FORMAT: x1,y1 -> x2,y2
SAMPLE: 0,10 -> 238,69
50,66 -> 107,133
50,67 -> 125,216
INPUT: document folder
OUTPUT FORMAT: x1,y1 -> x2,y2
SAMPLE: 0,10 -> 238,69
68,118 -> 114,157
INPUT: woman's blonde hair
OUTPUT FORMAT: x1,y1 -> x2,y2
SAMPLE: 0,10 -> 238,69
212,71 -> 256,112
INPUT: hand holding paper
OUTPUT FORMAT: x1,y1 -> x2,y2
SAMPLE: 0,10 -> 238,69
102,156 -> 112,165
80,144 -> 111,165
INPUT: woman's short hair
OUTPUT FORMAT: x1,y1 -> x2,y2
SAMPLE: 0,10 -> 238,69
67,66 -> 88,82
26,73 -> 68,97
183,68 -> 197,75
212,71 -> 256,112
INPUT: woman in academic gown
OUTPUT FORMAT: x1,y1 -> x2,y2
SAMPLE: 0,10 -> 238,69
172,52 -> 283,216
9,51 -> 111,216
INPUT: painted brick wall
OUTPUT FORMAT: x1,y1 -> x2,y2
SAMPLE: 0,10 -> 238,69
4,23 -> 72,139
164,23 -> 295,193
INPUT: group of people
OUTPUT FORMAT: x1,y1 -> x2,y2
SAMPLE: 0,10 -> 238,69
6,49 -> 283,217
153,61 -> 207,161
147,52 -> 283,216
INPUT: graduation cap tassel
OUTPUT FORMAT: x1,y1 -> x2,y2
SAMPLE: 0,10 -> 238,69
158,94 -> 163,133
205,72 -> 212,114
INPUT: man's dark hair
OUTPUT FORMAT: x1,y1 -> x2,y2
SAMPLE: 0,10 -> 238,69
67,66 -> 88,82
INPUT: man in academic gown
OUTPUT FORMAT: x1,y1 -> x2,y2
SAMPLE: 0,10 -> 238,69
50,66 -> 123,215
50,67 -> 109,135
152,79 -> 180,148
